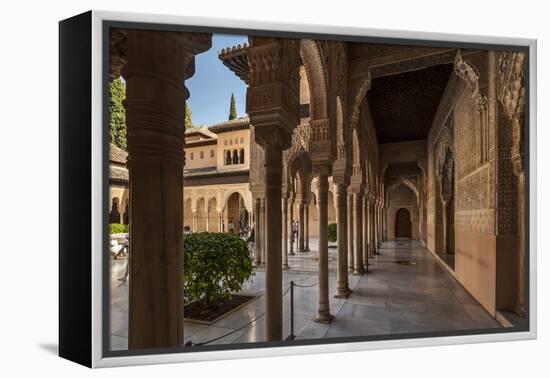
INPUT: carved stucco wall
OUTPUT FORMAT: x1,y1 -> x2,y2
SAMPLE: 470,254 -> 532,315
386,184 -> 419,240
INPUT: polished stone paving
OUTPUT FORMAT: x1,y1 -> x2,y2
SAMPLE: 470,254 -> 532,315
109,239 -> 500,351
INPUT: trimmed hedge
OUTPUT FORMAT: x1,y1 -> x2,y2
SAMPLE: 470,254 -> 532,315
183,232 -> 253,305
109,223 -> 128,234
328,223 -> 337,243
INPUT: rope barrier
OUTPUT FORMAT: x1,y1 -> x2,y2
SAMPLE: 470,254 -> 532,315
189,282 -> 297,346
291,282 -> 318,288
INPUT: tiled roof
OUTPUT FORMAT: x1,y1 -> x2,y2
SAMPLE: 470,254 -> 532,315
218,44 -> 249,83
109,144 -> 128,164
109,165 -> 129,184
184,167 -> 249,178
208,117 -> 250,133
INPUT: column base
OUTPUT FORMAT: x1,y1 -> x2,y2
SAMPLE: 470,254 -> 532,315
353,270 -> 363,276
288,251 -> 295,256
334,287 -> 350,299
283,264 -> 289,270
314,312 -> 335,324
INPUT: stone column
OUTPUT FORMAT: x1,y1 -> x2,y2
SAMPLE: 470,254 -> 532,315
260,197 -> 266,267
192,210 -> 198,232
125,30 -> 211,349
347,193 -> 354,271
205,207 -> 210,232
288,197 -> 295,256
334,183 -> 350,298
377,203 -> 383,247
298,201 -> 305,252
315,173 -> 334,323
282,197 -> 289,270
369,201 -> 378,256
515,161 -> 526,316
261,144 -> 284,339
362,196 -> 369,272
305,203 -> 310,252
247,37 -> 300,341
254,198 -> 262,267
218,210 -> 223,232
373,201 -> 379,255
353,192 -> 364,275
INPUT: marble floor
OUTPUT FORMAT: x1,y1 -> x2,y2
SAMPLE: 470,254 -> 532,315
109,239 -> 500,351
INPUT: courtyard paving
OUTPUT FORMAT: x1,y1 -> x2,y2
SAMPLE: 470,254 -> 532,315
109,239 -> 499,351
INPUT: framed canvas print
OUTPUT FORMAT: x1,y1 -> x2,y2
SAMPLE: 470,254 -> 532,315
59,10 -> 537,368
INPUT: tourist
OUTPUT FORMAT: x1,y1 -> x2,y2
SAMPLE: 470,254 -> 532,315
118,234 -> 130,282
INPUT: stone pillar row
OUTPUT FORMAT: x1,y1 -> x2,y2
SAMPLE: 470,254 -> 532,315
125,29 -> 211,350
334,183 -> 350,298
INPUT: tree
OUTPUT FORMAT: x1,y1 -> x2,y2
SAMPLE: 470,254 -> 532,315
185,101 -> 193,129
109,78 -> 126,150
228,93 -> 237,120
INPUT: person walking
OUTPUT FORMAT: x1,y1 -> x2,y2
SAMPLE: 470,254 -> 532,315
118,234 -> 130,282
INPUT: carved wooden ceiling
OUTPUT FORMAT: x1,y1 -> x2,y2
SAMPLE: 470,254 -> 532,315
367,63 -> 454,144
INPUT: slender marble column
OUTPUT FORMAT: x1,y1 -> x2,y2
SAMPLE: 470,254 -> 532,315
262,145 -> 284,340
192,210 -> 198,232
305,203 -> 310,251
334,183 -> 350,298
347,193 -> 354,272
205,208 -> 210,232
378,204 -> 384,247
373,202 -> 379,254
298,201 -> 305,252
125,30 -> 210,349
315,173 -> 334,323
282,197 -> 289,270
362,196 -> 369,272
288,198 -> 295,256
254,198 -> 262,267
353,192 -> 364,275
261,197 -> 266,267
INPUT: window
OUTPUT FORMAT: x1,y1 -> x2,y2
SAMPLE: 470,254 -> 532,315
240,137 -> 244,144
190,152 -> 194,160
239,148 -> 245,164
225,150 -> 231,165
232,150 -> 239,164
210,149 -> 214,158
200,151 -> 204,159
224,140 -> 228,146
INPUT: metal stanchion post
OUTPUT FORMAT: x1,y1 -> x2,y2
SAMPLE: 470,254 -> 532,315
290,280 -> 295,340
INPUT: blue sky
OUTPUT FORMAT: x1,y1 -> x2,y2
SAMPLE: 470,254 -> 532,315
186,34 -> 248,126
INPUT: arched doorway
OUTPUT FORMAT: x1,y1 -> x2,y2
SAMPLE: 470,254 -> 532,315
225,192 -> 248,235
395,208 -> 412,238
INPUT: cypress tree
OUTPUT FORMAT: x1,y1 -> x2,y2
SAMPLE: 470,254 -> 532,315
185,101 -> 193,129
109,78 -> 127,150
228,93 -> 237,120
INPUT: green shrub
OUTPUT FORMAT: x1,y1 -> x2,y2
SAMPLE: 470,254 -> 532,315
328,223 -> 337,243
109,223 -> 128,234
183,232 -> 253,305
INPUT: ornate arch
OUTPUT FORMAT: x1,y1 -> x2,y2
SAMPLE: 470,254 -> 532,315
222,189 -> 252,212
385,178 -> 420,205
300,40 -> 328,120
349,71 -> 372,130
